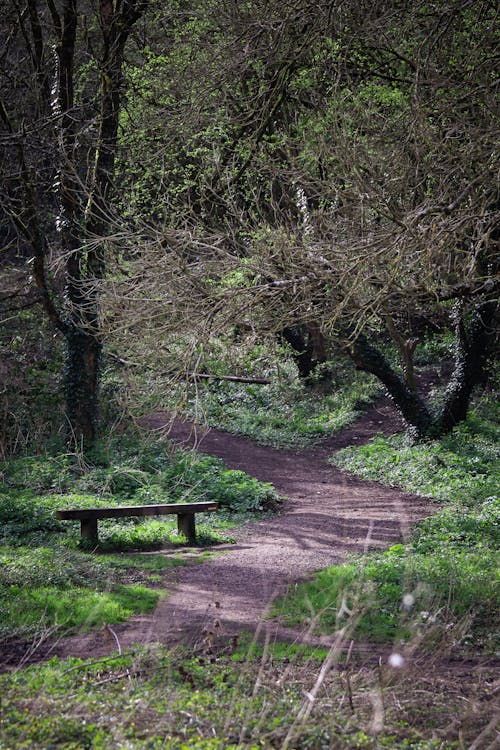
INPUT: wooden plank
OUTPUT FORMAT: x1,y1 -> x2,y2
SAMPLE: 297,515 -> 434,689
56,501 -> 218,521
81,517 -> 98,541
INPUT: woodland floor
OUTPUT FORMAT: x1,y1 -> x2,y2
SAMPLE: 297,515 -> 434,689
2,396 -> 440,670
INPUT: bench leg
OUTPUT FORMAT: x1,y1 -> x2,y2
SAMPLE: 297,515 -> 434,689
81,518 -> 98,543
177,513 -> 196,543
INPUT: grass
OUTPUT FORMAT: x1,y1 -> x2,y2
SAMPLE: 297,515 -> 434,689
183,355 -> 382,448
0,642 -> 495,749
273,545 -> 499,647
272,402 -> 499,651
1,434 -> 280,549
0,433 -> 279,641
0,585 -> 160,637
0,538 -> 168,640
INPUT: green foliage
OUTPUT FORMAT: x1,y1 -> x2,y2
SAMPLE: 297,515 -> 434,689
0,490 -> 63,542
93,518 -> 233,552
2,434 -> 280,516
275,544 -> 499,645
2,453 -> 75,493
0,546 -> 112,588
0,646 -> 478,749
0,537 -> 165,638
0,584 -> 159,638
158,452 -> 277,511
412,333 -> 455,366
412,499 -> 499,553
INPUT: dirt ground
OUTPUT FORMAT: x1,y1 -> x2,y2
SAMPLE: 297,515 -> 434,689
0,397 -> 439,670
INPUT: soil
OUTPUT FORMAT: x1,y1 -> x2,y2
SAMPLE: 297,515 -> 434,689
2,398 -> 436,670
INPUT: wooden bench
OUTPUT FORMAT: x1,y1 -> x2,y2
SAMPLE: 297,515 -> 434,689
56,501 -> 219,544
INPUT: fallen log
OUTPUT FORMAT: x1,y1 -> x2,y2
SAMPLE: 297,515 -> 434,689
186,373 -> 271,385
106,353 -> 271,384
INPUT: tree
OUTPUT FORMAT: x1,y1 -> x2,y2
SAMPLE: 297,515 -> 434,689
0,0 -> 147,445
99,0 -> 498,438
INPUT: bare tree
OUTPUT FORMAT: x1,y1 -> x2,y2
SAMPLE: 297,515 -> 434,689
0,0 -> 147,444
99,0 -> 498,438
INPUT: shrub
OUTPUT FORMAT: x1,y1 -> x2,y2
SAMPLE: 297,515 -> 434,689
0,490 -> 63,541
2,435 -> 280,522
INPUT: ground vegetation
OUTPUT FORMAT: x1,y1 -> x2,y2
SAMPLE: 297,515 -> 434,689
274,398 -> 499,651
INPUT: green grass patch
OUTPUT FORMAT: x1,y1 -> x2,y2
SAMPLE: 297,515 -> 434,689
230,631 -> 330,664
89,517 -> 235,552
0,544 -> 165,638
330,409 -> 499,507
104,551 -> 204,571
0,545 -> 113,588
273,545 -> 499,646
0,584 -> 160,639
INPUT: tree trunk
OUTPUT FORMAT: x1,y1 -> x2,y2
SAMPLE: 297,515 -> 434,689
350,298 -> 498,439
59,0 -> 145,444
434,299 -> 498,434
282,323 -> 329,380
282,326 -> 317,378
351,336 -> 434,438
65,328 -> 101,444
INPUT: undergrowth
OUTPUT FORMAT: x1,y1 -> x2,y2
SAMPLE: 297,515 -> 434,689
0,642 -> 495,749
184,356 -> 381,448
330,402 -> 499,505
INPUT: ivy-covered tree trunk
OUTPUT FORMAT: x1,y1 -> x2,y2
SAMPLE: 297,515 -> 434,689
433,299 -> 498,435
350,336 -> 434,438
351,298 -> 498,439
65,329 -> 102,443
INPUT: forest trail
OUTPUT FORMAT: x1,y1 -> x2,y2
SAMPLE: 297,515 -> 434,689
41,398 -> 433,662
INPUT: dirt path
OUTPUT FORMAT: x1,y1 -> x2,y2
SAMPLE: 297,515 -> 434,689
30,398 -> 432,664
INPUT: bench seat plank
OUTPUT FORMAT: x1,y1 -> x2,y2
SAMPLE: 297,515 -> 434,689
56,501 -> 218,521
